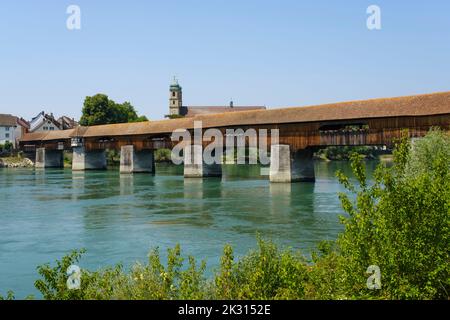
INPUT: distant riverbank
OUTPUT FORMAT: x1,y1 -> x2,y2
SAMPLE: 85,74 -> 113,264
314,146 -> 392,161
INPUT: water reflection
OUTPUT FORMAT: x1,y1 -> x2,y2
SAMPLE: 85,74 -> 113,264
71,171 -> 85,201
184,178 -> 204,199
33,168 -> 46,185
222,164 -> 264,181
120,174 -> 134,196
269,183 -> 292,217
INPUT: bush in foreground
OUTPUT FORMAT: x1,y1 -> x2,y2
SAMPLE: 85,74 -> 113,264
334,128 -> 449,299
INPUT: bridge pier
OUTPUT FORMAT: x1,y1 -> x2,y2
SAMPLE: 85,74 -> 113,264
270,144 -> 315,183
72,146 -> 107,171
120,145 -> 155,174
184,145 -> 222,178
35,148 -> 64,168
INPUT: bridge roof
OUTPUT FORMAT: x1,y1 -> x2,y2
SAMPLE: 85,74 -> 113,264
181,106 -> 266,117
21,91 -> 450,142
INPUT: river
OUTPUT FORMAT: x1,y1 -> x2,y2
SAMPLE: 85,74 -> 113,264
0,161 -> 378,298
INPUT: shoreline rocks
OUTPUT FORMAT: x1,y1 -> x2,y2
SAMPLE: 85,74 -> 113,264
0,157 -> 34,168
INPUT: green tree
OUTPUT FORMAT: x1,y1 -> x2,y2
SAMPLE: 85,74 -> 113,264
131,115 -> 149,123
79,94 -> 148,126
0,141 -> 13,152
335,129 -> 450,299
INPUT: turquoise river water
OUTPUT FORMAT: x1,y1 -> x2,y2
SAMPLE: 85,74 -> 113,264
0,162 -> 378,298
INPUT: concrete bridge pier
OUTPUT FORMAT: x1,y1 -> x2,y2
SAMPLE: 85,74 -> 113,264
72,146 -> 107,171
120,145 -> 155,174
269,144 -> 315,183
35,148 -> 64,168
184,145 -> 222,178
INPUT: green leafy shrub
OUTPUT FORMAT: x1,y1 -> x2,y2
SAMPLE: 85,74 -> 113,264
155,148 -> 172,162
63,151 -> 72,166
0,141 -> 13,153
335,129 -> 449,299
214,238 -> 309,300
112,245 -> 207,300
0,291 -> 16,300
106,149 -> 120,165
34,249 -> 89,300
31,246 -> 207,300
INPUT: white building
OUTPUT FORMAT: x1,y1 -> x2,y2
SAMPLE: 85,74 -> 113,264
0,114 -> 19,148
29,111 -> 62,133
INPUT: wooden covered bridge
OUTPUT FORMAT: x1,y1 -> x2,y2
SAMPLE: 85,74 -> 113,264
20,91 -> 450,182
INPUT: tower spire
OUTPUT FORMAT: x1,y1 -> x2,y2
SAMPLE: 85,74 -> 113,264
169,77 -> 182,117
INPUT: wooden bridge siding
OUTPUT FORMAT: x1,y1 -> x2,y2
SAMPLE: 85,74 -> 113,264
20,114 -> 450,151
276,115 -> 449,150
160,115 -> 447,151
29,140 -> 71,151
83,136 -> 173,152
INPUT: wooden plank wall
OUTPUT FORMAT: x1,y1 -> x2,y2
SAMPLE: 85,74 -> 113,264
21,114 -> 450,152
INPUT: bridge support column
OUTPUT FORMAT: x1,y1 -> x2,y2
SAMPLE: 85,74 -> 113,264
72,146 -> 107,171
270,145 -> 315,183
184,145 -> 222,178
35,148 -> 63,168
120,145 -> 155,174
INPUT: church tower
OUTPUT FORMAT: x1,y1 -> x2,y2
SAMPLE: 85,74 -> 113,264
169,77 -> 183,116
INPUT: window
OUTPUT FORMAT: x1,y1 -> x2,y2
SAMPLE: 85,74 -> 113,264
43,126 -> 48,130
49,127 -> 55,131
172,92 -> 176,97
5,133 -> 9,138
5,127 -> 9,131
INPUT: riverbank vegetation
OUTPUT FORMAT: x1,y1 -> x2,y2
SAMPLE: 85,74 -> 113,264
154,148 -> 172,162
314,146 -> 389,161
0,141 -> 13,153
1,129 -> 448,300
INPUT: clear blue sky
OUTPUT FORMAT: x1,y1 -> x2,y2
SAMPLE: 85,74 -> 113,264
1,0 -> 449,121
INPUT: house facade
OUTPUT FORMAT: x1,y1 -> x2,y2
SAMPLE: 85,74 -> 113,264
29,112 -> 61,132
57,116 -> 78,130
0,114 -> 29,148
28,112 -> 77,133
0,114 -> 17,147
